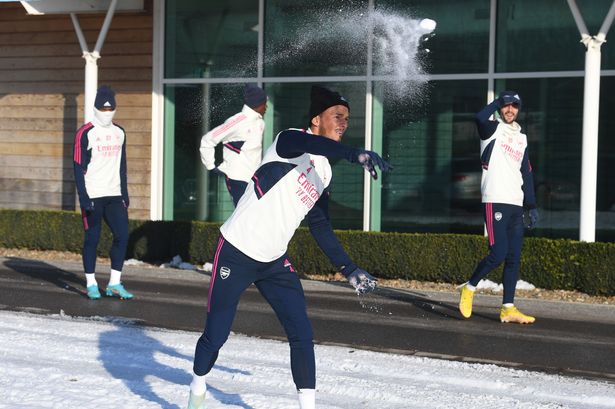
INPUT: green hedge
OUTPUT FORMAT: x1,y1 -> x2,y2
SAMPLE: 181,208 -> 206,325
1,209 -> 613,296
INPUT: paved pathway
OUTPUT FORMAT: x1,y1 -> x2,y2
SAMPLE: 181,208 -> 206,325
1,256 -> 614,381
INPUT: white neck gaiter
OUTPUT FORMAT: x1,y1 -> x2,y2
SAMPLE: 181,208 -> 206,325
93,108 -> 116,127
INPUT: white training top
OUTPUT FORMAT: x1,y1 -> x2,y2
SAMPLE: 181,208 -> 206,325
83,112 -> 125,198
480,120 -> 527,206
220,130 -> 333,262
199,104 -> 265,182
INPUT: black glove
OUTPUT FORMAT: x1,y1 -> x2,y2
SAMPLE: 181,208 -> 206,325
527,208 -> 539,229
347,268 -> 378,295
80,198 -> 94,213
352,150 -> 393,180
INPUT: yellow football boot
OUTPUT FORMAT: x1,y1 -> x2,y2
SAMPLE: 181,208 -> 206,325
458,283 -> 475,319
500,305 -> 535,324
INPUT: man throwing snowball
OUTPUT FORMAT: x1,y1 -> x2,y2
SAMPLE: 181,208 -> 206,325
458,91 -> 538,324
187,85 -> 392,409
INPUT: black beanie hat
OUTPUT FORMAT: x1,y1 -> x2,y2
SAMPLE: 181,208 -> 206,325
308,85 -> 350,126
94,85 -> 115,110
243,84 -> 267,109
498,90 -> 522,109
94,85 -> 116,110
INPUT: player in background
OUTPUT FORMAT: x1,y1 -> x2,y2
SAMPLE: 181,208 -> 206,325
199,84 -> 267,206
73,85 -> 133,300
187,85 -> 392,409
459,91 -> 538,324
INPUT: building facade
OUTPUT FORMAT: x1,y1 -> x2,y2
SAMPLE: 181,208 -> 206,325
2,0 -> 614,241
0,0 -> 153,220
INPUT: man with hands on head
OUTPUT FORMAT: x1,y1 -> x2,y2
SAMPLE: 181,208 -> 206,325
187,85 -> 392,409
459,90 -> 538,324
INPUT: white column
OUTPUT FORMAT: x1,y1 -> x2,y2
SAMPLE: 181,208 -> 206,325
70,13 -> 98,124
150,0 -> 165,220
70,0 -> 117,124
83,53 -> 100,123
578,37 -> 603,242
363,0 -> 375,231
566,0 -> 615,242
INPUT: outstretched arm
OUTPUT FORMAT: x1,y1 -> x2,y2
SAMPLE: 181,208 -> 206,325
307,192 -> 378,294
276,129 -> 392,179
276,129 -> 356,160
307,190 -> 356,273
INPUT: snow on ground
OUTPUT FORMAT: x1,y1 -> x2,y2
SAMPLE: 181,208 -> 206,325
476,279 -> 536,292
0,310 -> 613,409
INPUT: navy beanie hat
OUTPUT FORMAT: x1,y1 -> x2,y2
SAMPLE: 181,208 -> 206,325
244,84 -> 267,109
498,90 -> 522,109
308,85 -> 349,126
94,85 -> 116,110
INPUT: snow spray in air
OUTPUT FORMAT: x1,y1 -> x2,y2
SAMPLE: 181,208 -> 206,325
265,5 -> 436,100
196,5 -> 436,119
358,291 -> 385,314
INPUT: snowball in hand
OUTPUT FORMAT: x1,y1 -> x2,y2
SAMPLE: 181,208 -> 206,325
418,18 -> 437,34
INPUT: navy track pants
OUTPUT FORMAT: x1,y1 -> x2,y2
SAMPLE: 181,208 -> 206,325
193,236 -> 315,389
81,196 -> 128,274
468,202 -> 524,304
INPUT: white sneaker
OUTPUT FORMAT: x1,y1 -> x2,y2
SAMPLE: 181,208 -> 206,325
187,391 -> 205,409
298,388 -> 315,409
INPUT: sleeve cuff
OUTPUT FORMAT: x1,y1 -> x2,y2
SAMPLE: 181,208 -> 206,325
339,262 -> 358,278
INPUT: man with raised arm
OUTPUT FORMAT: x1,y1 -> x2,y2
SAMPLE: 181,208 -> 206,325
187,85 -> 392,409
458,91 -> 538,324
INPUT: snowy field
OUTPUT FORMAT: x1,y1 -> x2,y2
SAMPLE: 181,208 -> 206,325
0,309 -> 613,409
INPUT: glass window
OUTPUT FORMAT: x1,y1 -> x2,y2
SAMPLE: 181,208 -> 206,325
165,0 -> 259,78
267,82 -> 366,230
166,83 -> 246,221
597,76 -> 615,240
496,0 -> 615,72
264,0 -> 369,77
160,0 -> 615,242
495,78 -> 584,239
520,75 -> 615,241
375,0 -> 490,74
379,80 -> 486,234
